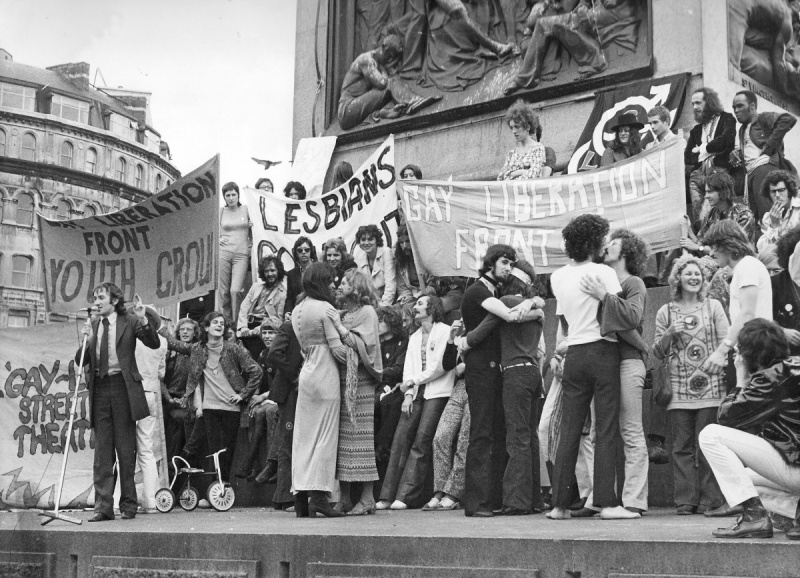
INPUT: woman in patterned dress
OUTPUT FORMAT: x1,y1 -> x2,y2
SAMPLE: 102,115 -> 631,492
497,100 -> 549,181
327,269 -> 383,515
653,255 -> 729,515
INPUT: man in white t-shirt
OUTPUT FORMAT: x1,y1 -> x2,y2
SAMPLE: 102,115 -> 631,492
548,214 -> 638,521
702,220 -> 772,375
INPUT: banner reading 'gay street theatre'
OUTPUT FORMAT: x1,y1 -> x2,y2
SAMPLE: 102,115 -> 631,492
403,138 -> 686,277
39,156 -> 219,314
244,136 -> 399,273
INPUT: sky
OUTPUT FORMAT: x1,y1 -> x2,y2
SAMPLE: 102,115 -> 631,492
0,0 -> 297,188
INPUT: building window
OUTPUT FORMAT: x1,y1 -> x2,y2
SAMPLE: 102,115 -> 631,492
16,192 -> 34,226
51,94 -> 90,124
11,255 -> 32,287
116,157 -> 127,182
8,310 -> 30,328
0,82 -> 35,112
135,164 -> 144,189
59,141 -> 74,168
56,199 -> 71,220
155,173 -> 163,192
83,204 -> 97,217
85,147 -> 97,174
20,133 -> 36,161
109,113 -> 136,140
0,129 -> 5,156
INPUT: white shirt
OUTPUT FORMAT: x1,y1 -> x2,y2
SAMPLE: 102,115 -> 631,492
552,262 -> 622,346
729,255 -> 772,324
96,311 -> 121,375
135,335 -> 167,393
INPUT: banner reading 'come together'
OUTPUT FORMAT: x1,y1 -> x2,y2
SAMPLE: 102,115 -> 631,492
403,138 -> 686,277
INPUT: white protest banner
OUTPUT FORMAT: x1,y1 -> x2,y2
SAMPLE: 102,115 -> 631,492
289,136 -> 338,197
0,322 -> 93,509
403,138 -> 686,276
244,136 -> 399,273
39,156 -> 220,314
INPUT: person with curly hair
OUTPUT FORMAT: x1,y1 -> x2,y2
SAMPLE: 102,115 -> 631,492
758,170 -> 800,253
497,100 -> 548,181
653,256 -> 729,515
702,220 -> 772,376
771,226 -> 800,355
326,270 -> 383,515
353,224 -> 396,306
549,214 -> 637,520
283,181 -> 307,200
579,229 -> 651,516
600,109 -> 644,167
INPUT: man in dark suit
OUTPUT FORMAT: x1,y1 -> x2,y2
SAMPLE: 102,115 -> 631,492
76,282 -> 160,522
284,236 -> 317,314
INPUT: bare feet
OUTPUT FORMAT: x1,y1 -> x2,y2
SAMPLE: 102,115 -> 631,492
600,506 -> 641,519
546,507 -> 571,520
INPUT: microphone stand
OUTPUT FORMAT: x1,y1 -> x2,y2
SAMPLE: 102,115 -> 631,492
39,332 -> 87,526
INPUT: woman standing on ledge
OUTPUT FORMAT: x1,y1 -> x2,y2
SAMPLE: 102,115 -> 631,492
498,100 -> 547,181
218,182 -> 251,324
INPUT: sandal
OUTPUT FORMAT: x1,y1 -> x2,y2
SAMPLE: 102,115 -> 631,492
347,501 -> 376,516
439,498 -> 461,510
422,497 -> 441,511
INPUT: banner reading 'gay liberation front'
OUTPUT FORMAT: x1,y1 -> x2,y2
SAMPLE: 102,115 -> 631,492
403,138 -> 686,277
244,136 -> 399,273
39,156 -> 220,314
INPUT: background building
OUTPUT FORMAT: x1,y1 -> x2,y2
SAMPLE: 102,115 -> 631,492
0,50 -> 180,327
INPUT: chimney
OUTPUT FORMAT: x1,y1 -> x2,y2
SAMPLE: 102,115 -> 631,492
46,62 -> 91,91
0,49 -> 12,62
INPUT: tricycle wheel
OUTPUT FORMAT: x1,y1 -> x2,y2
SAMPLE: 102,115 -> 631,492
155,488 -> 175,513
207,481 -> 235,512
179,486 -> 199,511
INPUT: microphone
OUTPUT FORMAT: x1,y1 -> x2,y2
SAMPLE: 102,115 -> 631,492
76,307 -> 94,314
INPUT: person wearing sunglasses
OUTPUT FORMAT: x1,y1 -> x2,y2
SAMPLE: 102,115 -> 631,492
285,237 -> 318,314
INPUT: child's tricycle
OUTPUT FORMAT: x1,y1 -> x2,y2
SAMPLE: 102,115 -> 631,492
155,449 -> 235,512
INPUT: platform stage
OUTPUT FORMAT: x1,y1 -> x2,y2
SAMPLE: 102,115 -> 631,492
0,507 -> 796,578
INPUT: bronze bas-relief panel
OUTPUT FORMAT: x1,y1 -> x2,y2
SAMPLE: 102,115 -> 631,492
326,0 -> 653,143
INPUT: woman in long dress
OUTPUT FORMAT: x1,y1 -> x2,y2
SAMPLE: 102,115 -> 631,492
291,263 -> 347,517
326,269 -> 383,515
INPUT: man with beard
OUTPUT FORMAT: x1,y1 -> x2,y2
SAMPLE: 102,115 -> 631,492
684,87 -> 737,217
285,237 -> 318,313
548,214 -> 637,520
395,225 -> 427,305
237,255 -> 286,360
459,244 -> 540,517
730,90 -> 797,226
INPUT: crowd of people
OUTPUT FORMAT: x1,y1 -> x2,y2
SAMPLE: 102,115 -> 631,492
79,86 -> 800,542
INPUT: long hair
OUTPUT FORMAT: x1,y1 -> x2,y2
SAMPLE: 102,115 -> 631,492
738,318 -> 789,374
562,214 -> 609,262
400,164 -> 422,179
610,128 -> 642,156
301,262 -> 335,305
292,236 -> 318,263
93,282 -> 126,315
668,255 -> 708,302
258,255 -> 285,284
703,220 -> 755,261
395,225 -> 412,267
333,162 -> 354,188
694,87 -> 726,121
199,311 -> 230,345
479,244 -> 516,276
418,294 -> 446,324
610,228 -> 650,277
705,171 -> 736,203
343,269 -> 378,308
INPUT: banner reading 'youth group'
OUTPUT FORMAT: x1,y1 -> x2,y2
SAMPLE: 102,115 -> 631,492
403,138 -> 686,277
39,156 -> 220,314
244,136 -> 399,273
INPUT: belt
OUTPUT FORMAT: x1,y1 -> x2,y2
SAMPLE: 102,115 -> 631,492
501,361 -> 535,373
95,372 -> 124,384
